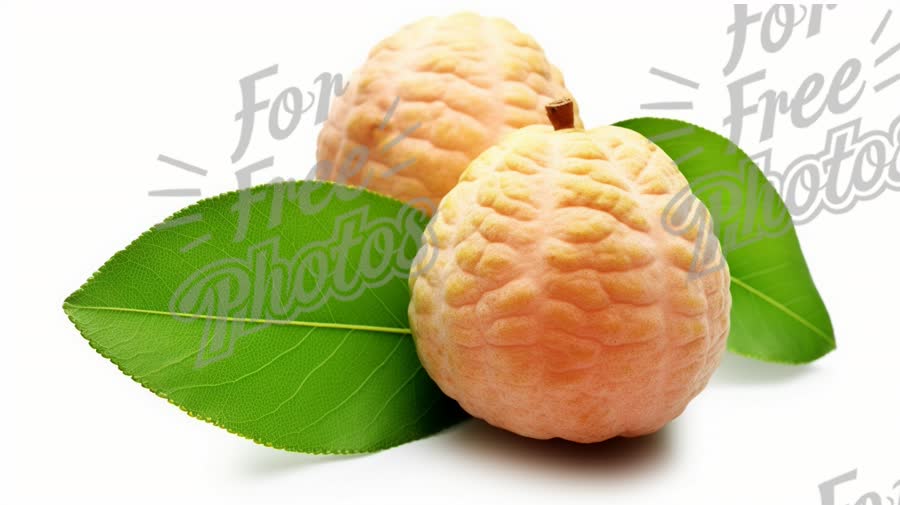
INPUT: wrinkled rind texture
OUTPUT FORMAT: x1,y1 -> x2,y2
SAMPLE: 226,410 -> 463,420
409,125 -> 732,443
316,12 -> 581,211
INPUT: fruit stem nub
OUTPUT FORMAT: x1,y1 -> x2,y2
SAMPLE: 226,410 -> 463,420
545,98 -> 575,130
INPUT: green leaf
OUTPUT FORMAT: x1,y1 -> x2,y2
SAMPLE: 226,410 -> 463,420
615,118 -> 835,364
64,181 -> 466,454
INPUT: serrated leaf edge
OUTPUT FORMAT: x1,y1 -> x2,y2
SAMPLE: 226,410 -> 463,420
62,180 -> 463,454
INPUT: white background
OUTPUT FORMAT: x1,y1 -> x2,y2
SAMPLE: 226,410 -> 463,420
5,1 -> 899,504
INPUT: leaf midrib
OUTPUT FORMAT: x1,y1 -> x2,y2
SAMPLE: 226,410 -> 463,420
730,276 -> 832,344
62,302 -> 413,335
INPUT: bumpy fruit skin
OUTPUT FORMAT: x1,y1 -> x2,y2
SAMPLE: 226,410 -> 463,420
316,12 -> 581,210
408,125 -> 731,443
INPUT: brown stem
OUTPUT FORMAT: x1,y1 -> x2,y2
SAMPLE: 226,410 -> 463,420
545,98 -> 575,130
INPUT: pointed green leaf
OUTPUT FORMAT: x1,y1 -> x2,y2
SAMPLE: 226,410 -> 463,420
615,117 -> 835,363
64,181 -> 466,453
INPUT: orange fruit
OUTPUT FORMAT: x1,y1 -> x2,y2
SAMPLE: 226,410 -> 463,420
408,99 -> 731,443
316,12 -> 581,211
